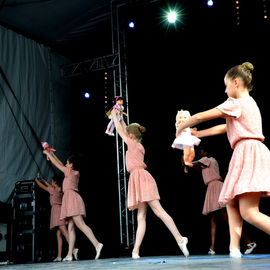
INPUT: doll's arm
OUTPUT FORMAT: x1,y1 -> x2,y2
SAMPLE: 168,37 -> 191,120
43,150 -> 65,172
122,112 -> 128,117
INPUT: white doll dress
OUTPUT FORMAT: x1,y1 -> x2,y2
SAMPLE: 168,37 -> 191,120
172,127 -> 201,150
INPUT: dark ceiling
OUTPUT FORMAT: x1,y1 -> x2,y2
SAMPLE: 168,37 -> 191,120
0,0 -> 111,59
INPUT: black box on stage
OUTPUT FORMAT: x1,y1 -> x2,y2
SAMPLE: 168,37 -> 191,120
11,180 -> 54,263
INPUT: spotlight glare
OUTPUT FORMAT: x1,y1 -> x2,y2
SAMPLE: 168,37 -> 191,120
207,0 -> 214,7
128,21 -> 135,28
84,92 -> 90,99
167,11 -> 177,23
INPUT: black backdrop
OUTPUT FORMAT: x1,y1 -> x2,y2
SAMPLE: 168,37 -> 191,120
67,0 -> 270,258
1,0 -> 270,260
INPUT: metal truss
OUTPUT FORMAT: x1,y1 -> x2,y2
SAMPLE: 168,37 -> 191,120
111,0 -> 135,249
60,0 -> 135,250
61,54 -> 119,78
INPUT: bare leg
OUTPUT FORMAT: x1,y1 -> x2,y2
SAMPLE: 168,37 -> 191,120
148,200 -> 183,243
66,219 -> 76,257
59,225 -> 69,244
56,229 -> 63,258
226,198 -> 242,250
72,215 -> 100,248
132,202 -> 148,255
239,192 -> 270,234
209,214 -> 217,251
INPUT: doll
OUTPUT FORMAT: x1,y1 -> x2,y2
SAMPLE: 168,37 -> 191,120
105,96 -> 128,136
42,142 -> 56,160
172,110 -> 201,172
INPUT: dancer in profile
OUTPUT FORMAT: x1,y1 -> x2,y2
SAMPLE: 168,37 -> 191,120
176,62 -> 270,258
35,173 -> 79,261
192,145 -> 256,255
43,151 -> 103,261
110,109 -> 189,259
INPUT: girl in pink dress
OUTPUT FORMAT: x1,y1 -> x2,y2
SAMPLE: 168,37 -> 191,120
34,174 -> 79,261
110,109 -> 189,259
42,151 -> 103,261
176,62 -> 270,258
192,145 -> 256,255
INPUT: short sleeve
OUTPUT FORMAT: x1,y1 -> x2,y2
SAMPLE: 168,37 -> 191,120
198,157 -> 211,167
47,186 -> 54,195
63,166 -> 71,177
216,97 -> 241,118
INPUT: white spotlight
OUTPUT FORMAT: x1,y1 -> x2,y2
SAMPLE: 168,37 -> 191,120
167,11 -> 177,23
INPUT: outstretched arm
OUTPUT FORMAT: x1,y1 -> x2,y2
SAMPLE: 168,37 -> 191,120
43,150 -> 65,172
35,177 -> 49,192
111,110 -> 129,142
176,108 -> 226,137
195,124 -> 227,138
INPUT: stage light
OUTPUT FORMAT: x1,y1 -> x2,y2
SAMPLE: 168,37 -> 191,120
167,11 -> 177,23
84,92 -> 90,99
207,0 -> 214,7
128,21 -> 135,28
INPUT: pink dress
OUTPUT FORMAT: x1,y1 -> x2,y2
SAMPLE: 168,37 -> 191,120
47,186 -> 66,229
198,157 -> 224,215
125,137 -> 160,210
60,167 -> 86,219
217,95 -> 270,205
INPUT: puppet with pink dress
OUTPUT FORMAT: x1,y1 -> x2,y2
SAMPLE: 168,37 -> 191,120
172,110 -> 201,172
105,96 -> 128,136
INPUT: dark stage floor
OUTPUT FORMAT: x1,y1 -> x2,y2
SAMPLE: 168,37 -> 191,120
1,254 -> 270,270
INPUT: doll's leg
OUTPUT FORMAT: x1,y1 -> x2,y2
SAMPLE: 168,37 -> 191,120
183,147 -> 195,167
106,119 -> 114,132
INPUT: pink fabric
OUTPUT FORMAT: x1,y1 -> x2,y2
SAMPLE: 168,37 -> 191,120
217,96 -> 264,149
60,167 -> 86,219
216,95 -> 270,205
47,186 -> 66,229
125,137 -> 160,210
198,157 -> 224,215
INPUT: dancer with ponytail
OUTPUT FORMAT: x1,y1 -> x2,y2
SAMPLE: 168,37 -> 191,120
111,109 -> 189,259
176,62 -> 270,258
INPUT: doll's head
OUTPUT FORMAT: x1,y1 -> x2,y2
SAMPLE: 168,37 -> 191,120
41,141 -> 49,150
176,110 -> 191,125
126,123 -> 146,142
116,96 -> 124,106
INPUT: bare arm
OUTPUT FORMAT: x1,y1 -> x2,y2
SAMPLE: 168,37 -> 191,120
43,150 -> 66,172
176,108 -> 226,137
196,124 -> 227,138
111,110 -> 129,142
35,177 -> 49,192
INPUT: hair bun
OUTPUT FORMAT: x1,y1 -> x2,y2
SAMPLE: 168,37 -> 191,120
138,126 -> 146,134
241,62 -> 254,72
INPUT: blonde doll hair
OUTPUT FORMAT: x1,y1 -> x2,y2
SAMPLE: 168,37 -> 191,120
126,123 -> 146,141
226,62 -> 254,91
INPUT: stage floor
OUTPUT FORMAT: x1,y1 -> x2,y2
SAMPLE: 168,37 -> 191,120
1,254 -> 270,269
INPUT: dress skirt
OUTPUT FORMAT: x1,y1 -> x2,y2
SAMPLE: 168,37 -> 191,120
50,204 -> 66,229
128,168 -> 160,210
60,190 -> 86,220
203,180 -> 224,215
219,139 -> 270,206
